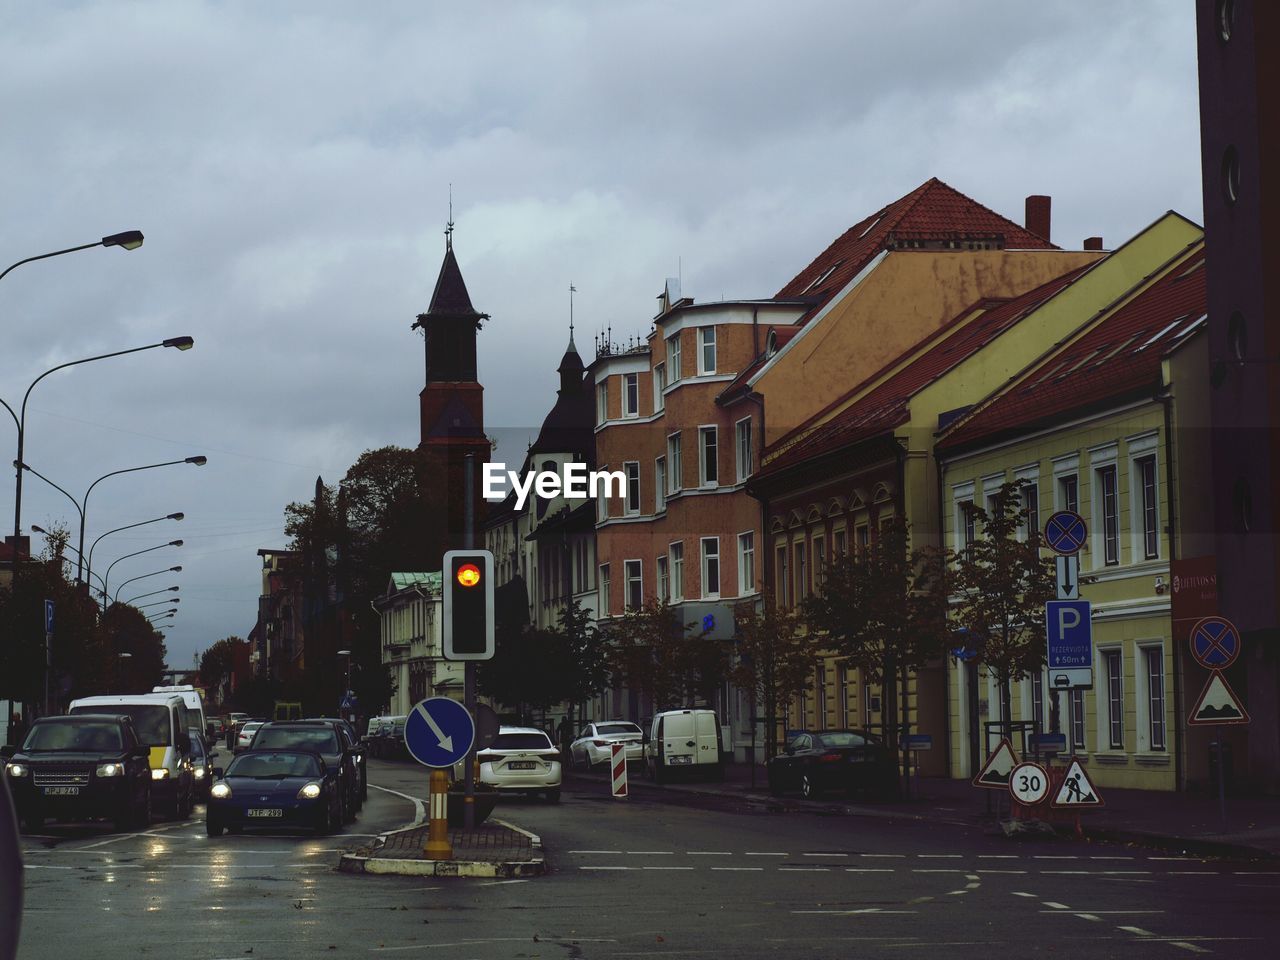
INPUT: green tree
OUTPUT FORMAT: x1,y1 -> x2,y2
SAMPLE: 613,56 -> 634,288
199,636 -> 244,706
730,595 -> 816,760
606,599 -> 729,711
950,482 -> 1055,725
555,595 -> 611,740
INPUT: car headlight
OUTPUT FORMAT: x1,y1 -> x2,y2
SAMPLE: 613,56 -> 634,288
4,763 -> 27,778
151,768 -> 170,781
193,767 -> 206,779
298,782 -> 321,800
210,782 -> 231,799
96,763 -> 125,778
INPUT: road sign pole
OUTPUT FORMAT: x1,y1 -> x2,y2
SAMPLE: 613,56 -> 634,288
463,453 -> 477,830
1215,737 -> 1228,834
423,769 -> 452,860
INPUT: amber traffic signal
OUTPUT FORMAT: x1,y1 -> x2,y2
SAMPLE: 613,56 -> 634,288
443,550 -> 494,660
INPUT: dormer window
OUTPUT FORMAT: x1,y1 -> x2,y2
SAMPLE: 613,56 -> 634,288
804,261 -> 842,293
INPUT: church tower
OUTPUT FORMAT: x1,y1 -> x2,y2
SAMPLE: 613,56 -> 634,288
412,225 -> 489,562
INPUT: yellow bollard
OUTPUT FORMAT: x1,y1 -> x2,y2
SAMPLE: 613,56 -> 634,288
423,769 -> 452,860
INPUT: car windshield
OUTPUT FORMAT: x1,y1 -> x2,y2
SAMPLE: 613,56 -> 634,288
253,727 -> 339,752
71,704 -> 170,746
23,721 -> 123,753
596,723 -> 641,736
817,732 -> 872,748
227,752 -> 321,778
188,732 -> 206,760
491,733 -> 553,750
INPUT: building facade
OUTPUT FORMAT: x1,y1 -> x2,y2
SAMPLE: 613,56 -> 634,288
372,572 -> 463,716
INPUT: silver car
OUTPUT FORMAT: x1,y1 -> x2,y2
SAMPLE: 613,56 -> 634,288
569,721 -> 644,769
234,720 -> 265,753
478,727 -> 562,803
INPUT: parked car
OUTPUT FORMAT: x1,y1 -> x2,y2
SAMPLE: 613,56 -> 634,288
223,713 -> 249,749
477,727 -> 561,802
370,716 -> 407,761
188,728 -> 217,801
235,720 -> 266,753
247,721 -> 361,821
1,714 -> 153,832
644,709 -> 723,783
569,721 -> 644,769
765,729 -> 897,800
206,749 -> 341,836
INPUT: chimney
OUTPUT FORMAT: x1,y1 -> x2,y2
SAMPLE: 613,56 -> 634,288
1083,236 -> 1104,251
1025,195 -> 1051,242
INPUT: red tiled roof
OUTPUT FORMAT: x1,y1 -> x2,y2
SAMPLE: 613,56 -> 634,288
756,265 -> 1093,480
775,178 -> 1059,327
937,246 -> 1207,452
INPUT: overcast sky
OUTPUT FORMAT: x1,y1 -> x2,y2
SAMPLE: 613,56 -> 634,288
0,1 -> 1202,672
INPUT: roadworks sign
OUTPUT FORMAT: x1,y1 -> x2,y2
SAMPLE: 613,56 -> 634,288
972,738 -> 1019,790
1188,670 -> 1251,725
1051,759 -> 1104,808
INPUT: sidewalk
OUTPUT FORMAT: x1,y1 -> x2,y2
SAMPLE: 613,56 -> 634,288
339,816 -> 546,878
573,759 -> 1280,859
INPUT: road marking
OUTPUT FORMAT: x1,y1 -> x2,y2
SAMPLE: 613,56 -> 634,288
477,879 -> 529,886
68,821 -> 190,850
1234,871 -> 1280,875
687,851 -> 732,856
569,850 -> 622,854
626,850 -> 674,855
1042,910 -> 1166,915
1043,902 -> 1071,910
1012,892 -> 1038,898
917,854 -> 961,858
1150,856 -> 1196,861
1034,855 -> 1079,860
711,866 -> 763,872
1090,856 -> 1134,861
978,870 -> 1027,874
745,852 -> 788,857
1170,871 -> 1217,875
1075,914 -> 1102,922
912,869 -> 963,873
978,854 -> 1018,859
368,783 -> 425,826
22,865 -> 73,870
579,866 -> 634,870
642,866 -> 694,871
803,852 -> 848,857
846,868 -> 894,873
1118,927 -> 1155,936
793,908 -> 918,915
1040,870 -> 1090,875
780,866 -> 830,872
945,890 -> 969,896
861,853 -> 905,858
1169,943 -> 1210,954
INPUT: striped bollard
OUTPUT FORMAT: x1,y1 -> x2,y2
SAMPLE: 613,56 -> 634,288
423,769 -> 452,860
611,741 -> 628,798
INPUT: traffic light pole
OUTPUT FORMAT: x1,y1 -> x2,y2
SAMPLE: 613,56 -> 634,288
463,453 -> 477,830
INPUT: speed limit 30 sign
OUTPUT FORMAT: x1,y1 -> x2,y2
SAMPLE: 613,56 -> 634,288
1008,760 -> 1051,805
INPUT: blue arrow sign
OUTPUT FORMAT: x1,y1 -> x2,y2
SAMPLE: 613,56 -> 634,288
404,696 -> 475,769
1044,510 -> 1088,555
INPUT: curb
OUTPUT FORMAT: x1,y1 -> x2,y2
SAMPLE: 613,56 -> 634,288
337,816 -> 546,878
1074,826 -> 1279,861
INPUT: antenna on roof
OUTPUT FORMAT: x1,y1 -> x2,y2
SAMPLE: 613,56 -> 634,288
569,282 -> 576,348
445,183 -> 454,250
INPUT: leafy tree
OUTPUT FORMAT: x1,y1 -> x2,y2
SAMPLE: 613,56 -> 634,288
555,595 -> 611,740
606,599 -> 729,711
950,482 -> 1055,725
199,636 -> 244,706
730,595 -> 816,760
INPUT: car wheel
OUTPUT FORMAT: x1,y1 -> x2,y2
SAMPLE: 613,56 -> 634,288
800,772 -> 816,800
545,788 -> 561,804
206,816 -> 224,838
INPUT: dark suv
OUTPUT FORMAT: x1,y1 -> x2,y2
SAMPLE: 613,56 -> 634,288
1,714 -> 153,832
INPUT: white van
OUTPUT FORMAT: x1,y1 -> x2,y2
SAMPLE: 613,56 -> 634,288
69,693 -> 195,818
152,685 -> 207,738
644,709 -> 723,783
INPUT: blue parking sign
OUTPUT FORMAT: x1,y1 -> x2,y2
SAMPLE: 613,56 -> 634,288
44,599 -> 55,634
1046,599 -> 1092,688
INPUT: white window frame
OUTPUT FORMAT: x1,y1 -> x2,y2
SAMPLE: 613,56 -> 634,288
699,425 -> 719,487
952,481 -> 975,556
698,326 -> 717,375
667,432 -> 683,493
655,456 -> 666,513
811,533 -> 826,588
624,559 -> 643,611
1137,641 -> 1167,752
622,373 -> 639,418
669,541 -> 685,602
653,362 -> 666,413
701,536 -> 720,599
737,531 -> 755,595
1128,433 -> 1160,562
1070,688 -> 1087,753
596,382 -> 608,426
623,461 -> 641,516
1097,646 -> 1124,750
1013,465 -> 1040,542
1092,450 -> 1120,567
599,563 -> 611,616
657,554 -> 669,603
666,333 -> 682,383
735,416 -> 753,482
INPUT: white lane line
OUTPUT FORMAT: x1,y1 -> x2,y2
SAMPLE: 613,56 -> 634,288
1149,856 -> 1196,861
945,890 -> 969,896
1012,891 -> 1038,898
478,879 -> 529,886
1075,914 -> 1103,922
1043,902 -> 1071,910
687,851 -> 732,856
1170,871 -> 1217,875
579,866 -> 634,871
1119,926 -> 1155,937
745,852 -> 788,857
793,908 -> 918,915
965,882 -> 981,890
67,821 -> 190,850
1090,856 -> 1134,861
978,855 -> 1018,859
1102,870 -> 1152,875
642,866 -> 694,871
803,852 -> 848,857
368,783 -> 425,826
780,867 -> 831,872
1042,910 -> 1166,915
1040,870 -> 1090,875
22,865 -> 73,870
978,870 -> 1027,875
626,850 -> 674,855
1168,943 -> 1210,954
1034,855 -> 1079,860
569,850 -> 622,854
918,854 -> 961,859
1234,871 -> 1280,875
711,866 -> 763,872
913,869 -> 964,873
846,868 -> 895,873
861,853 -> 906,858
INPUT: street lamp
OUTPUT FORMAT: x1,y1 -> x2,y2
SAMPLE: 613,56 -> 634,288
119,586 -> 179,607
134,598 -> 179,611
87,513 -> 183,599
102,540 -> 182,606
0,231 -> 144,285
145,610 -> 176,622
111,565 -> 182,605
29,523 -> 108,595
7,336 -> 196,551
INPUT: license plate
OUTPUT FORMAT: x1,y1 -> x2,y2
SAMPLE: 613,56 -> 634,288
669,755 -> 692,765
508,761 -> 536,770
43,786 -> 79,796
247,808 -> 283,818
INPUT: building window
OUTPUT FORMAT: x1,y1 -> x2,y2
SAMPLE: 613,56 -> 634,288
738,531 -> 755,595
700,426 -> 718,486
699,326 -> 717,375
623,373 -> 639,418
812,534 -> 826,587
1059,474 -> 1079,514
596,382 -> 608,425
793,540 -> 806,600
701,537 -> 720,598
1097,464 -> 1119,565
1105,649 -> 1123,749
657,555 -> 669,603
653,363 -> 666,413
838,664 -> 849,723
1070,689 -> 1086,753
775,544 -> 788,606
736,417 -> 752,482
624,559 -> 642,610
667,333 -> 682,383
599,564 -> 611,616
958,500 -> 975,558
597,467 -> 609,522
624,461 -> 640,515
668,433 -> 682,493
856,523 -> 870,558
670,542 -> 684,601
834,527 -> 847,558
816,664 -> 827,724
1146,646 -> 1166,750
655,456 -> 666,512
1021,481 -> 1040,542
1138,455 -> 1159,559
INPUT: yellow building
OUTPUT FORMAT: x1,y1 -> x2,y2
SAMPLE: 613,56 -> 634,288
936,232 -> 1206,791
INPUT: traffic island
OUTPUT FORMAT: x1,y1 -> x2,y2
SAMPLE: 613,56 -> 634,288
338,817 -> 545,878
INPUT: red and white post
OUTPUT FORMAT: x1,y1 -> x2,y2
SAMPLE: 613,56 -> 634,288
610,741 -> 628,799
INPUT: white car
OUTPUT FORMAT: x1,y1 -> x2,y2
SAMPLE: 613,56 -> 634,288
234,720 -> 265,753
569,721 -> 644,769
477,726 -> 562,803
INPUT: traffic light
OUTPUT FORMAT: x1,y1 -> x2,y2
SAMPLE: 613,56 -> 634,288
442,549 -> 494,660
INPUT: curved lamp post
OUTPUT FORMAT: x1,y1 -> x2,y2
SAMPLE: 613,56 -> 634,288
0,231 -> 143,285
111,565 -> 182,605
119,586 -> 179,607
29,523 -> 108,596
102,540 -> 183,607
145,609 -> 176,623
134,598 -> 180,611
87,513 -> 183,597
9,336 -> 195,550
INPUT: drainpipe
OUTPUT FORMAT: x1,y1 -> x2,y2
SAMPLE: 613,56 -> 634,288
1158,388 -> 1184,792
